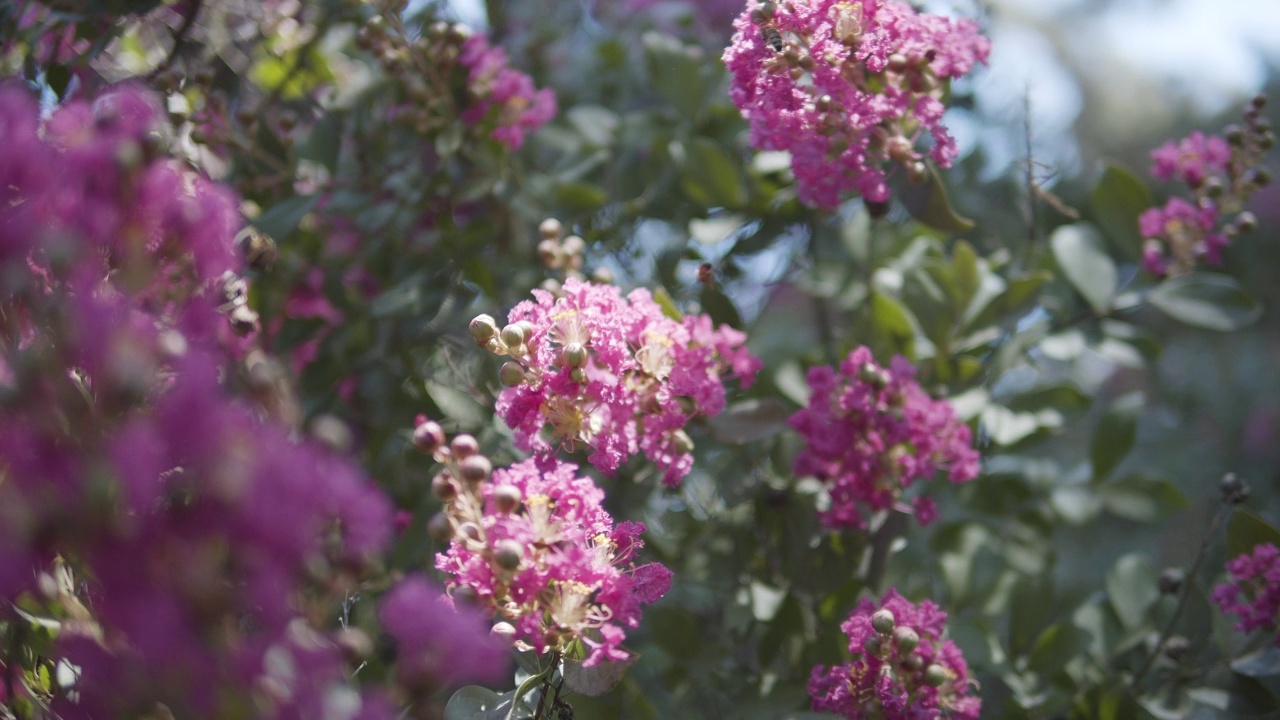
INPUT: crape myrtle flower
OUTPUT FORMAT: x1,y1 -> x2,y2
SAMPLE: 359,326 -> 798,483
723,0 -> 990,209
379,575 -> 510,691
789,346 -> 978,530
808,589 -> 980,719
473,277 -> 761,486
1141,95 -> 1273,277
1212,543 -> 1280,647
424,432 -> 672,667
459,31 -> 558,150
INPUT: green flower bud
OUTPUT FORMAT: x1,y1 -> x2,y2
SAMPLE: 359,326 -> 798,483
450,434 -> 480,459
492,484 -> 522,514
518,321 -> 536,343
923,664 -> 948,687
500,361 -> 527,387
493,539 -> 523,571
427,512 -> 453,543
562,342 -> 588,368
561,235 -> 585,257
412,420 -> 446,455
500,324 -> 525,349
894,627 -> 920,654
470,314 -> 498,342
870,609 -> 895,634
539,217 -> 564,240
431,473 -> 458,501
457,522 -> 483,543
671,429 -> 695,455
459,455 -> 492,484
569,368 -> 587,384
864,635 -> 885,656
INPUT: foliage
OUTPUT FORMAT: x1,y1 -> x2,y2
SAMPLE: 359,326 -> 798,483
1,0 -> 1278,719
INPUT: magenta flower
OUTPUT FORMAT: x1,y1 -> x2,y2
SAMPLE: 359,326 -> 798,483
459,32 -> 557,150
1212,543 -> 1280,647
434,455 -> 672,666
789,347 -> 979,530
809,589 -> 980,719
1140,98 -> 1273,277
379,575 -> 509,687
480,277 -> 761,486
722,0 -> 990,208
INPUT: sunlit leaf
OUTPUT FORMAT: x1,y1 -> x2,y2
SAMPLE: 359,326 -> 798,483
1148,272 -> 1262,331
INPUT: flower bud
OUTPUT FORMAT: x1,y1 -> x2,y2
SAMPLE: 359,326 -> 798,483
538,239 -> 562,268
413,419 -> 446,455
518,321 -> 536,343
427,512 -> 453,543
500,324 -> 525,349
907,161 -> 928,185
1235,211 -> 1257,233
886,135 -> 915,163
1162,635 -> 1191,661
1247,167 -> 1271,187
591,267 -> 614,284
870,609 -> 895,634
561,235 -> 585,258
470,314 -> 498,343
493,539 -> 523,571
492,484 -> 522,514
923,664 -> 948,687
1226,125 -> 1246,146
500,361 -> 526,387
1158,567 -> 1185,595
491,621 -> 517,643
864,634 -> 885,656
671,429 -> 695,455
1252,94 -> 1267,109
902,653 -> 924,671
459,455 -> 492,484
894,626 -> 920,654
431,473 -> 459,501
1220,472 -> 1250,505
887,53 -> 909,73
569,368 -> 587,384
452,585 -> 479,606
562,342 -> 588,368
336,628 -> 374,662
458,521 -> 483,543
445,437 -> 476,462
539,218 -> 564,240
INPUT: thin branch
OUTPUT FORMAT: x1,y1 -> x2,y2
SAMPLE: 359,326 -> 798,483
1130,501 -> 1233,689
807,213 -> 838,365
149,0 -> 203,78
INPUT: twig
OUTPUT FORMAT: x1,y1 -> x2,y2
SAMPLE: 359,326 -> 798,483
1130,501 -> 1233,689
149,0 -> 202,78
807,214 -> 838,365
531,651 -> 561,719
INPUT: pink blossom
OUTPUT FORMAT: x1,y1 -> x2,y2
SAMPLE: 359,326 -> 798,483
1150,130 -> 1232,188
434,455 -> 671,667
485,278 -> 761,486
459,33 -> 557,149
722,0 -> 990,208
379,575 -> 509,687
1212,543 -> 1280,646
789,347 -> 979,530
809,589 -> 980,719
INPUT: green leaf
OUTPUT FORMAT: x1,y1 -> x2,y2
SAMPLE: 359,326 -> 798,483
298,113 -> 341,171
443,686 -> 502,720
1091,163 -> 1151,263
869,291 -> 917,359
897,161 -> 975,233
253,194 -> 319,241
699,285 -> 743,328
1106,553 -> 1157,631
1226,510 -> 1280,559
650,286 -> 684,321
554,181 -> 610,211
1148,272 -> 1263,331
706,399 -> 791,444
951,240 -> 981,310
563,654 -> 639,697
749,581 -> 788,622
1090,392 -> 1143,481
643,31 -> 711,120
1099,475 -> 1189,522
426,382 -> 487,428
1010,574 -> 1055,655
1050,223 -> 1116,314
1232,646 -> 1280,678
681,137 -> 746,209
1028,624 -> 1090,677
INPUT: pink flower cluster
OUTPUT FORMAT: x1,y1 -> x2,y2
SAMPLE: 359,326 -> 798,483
432,452 -> 673,667
379,575 -> 510,689
479,277 -> 762,486
1212,543 -> 1280,647
788,347 -> 979,530
1141,96 -> 1273,276
0,83 -> 494,718
809,589 -> 980,719
723,0 -> 990,208
460,31 -> 558,150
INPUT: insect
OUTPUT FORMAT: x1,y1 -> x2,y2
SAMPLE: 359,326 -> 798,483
751,1 -> 783,52
696,262 -> 715,286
